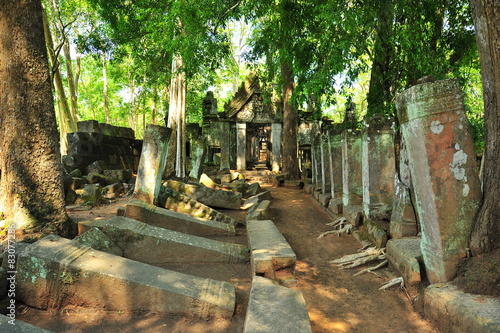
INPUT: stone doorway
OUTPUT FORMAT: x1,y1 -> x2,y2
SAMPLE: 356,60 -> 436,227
248,125 -> 271,169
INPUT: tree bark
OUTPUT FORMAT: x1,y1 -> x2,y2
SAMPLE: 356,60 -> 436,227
469,0 -> 500,255
281,62 -> 299,179
0,0 -> 73,236
102,53 -> 110,123
164,54 -> 187,178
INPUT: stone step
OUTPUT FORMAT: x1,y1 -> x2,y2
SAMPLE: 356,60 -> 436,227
243,276 -> 312,333
17,235 -> 235,318
386,237 -> 423,297
124,199 -> 236,236
246,200 -> 271,222
79,217 -> 249,264
247,220 -> 296,279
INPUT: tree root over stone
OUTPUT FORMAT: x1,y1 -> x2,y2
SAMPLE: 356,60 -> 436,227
318,217 -> 353,239
330,247 -> 386,269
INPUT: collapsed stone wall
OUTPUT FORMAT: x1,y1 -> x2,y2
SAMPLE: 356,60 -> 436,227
62,120 -> 142,173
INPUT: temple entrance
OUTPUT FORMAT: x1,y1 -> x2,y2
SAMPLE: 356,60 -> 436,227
247,125 -> 271,169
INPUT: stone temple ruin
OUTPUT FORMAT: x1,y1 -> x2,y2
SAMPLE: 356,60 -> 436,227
2,77 -> 499,332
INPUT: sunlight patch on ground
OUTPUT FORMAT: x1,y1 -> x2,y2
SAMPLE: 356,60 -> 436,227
308,308 -> 350,332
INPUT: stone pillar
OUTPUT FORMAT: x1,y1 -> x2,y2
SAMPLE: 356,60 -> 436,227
327,126 -> 343,198
134,125 -> 171,205
220,122 -> 231,171
188,142 -> 206,181
396,79 -> 481,283
342,129 -> 363,208
236,122 -> 246,171
270,123 -> 282,172
362,116 -> 396,217
320,133 -> 330,194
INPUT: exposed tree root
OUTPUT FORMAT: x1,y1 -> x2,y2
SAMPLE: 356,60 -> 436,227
379,277 -> 404,290
318,218 -> 353,239
353,259 -> 388,276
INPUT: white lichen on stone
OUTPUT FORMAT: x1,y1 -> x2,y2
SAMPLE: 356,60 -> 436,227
449,144 -> 468,182
430,120 -> 444,134
463,184 -> 470,197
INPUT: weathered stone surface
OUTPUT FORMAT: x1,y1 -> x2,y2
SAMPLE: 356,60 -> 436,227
17,235 -> 235,318
158,187 -> 241,226
0,314 -> 54,332
386,237 -> 422,296
223,179 -> 248,194
74,227 -> 123,256
327,197 -> 343,215
318,193 -> 332,207
327,126 -> 343,198
77,120 -> 101,134
165,180 -> 242,210
69,168 -> 82,178
247,220 -> 296,279
86,172 -> 107,186
75,184 -> 101,206
125,199 -> 236,236
199,173 -> 217,188
1,242 -> 31,271
86,160 -> 109,175
397,79 -> 482,283
424,283 -> 500,333
246,200 -> 271,222
103,169 -> 132,184
0,267 -> 7,297
343,204 -> 363,226
241,191 -> 272,210
79,217 -> 248,264
342,129 -> 363,207
390,176 -> 418,238
245,183 -> 263,198
362,116 -> 396,217
134,125 -> 171,205
364,219 -> 389,248
244,276 -> 312,333
102,182 -> 124,199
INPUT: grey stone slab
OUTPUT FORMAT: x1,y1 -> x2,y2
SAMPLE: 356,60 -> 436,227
247,220 -> 296,278
241,191 -> 272,210
318,193 -> 332,207
125,199 -> 236,236
244,276 -> 312,333
79,217 -> 249,264
73,227 -> 123,256
166,180 -> 242,210
386,237 -> 422,296
246,200 -> 271,222
0,315 -> 54,332
16,235 -> 235,319
424,283 -> 500,333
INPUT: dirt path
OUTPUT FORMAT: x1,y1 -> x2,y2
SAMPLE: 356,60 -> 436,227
17,185 -> 438,332
265,186 -> 437,333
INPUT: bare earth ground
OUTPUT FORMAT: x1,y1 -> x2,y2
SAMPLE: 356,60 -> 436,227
17,185 -> 441,332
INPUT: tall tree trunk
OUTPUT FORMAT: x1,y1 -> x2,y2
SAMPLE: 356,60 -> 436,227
63,39 -> 78,120
0,0 -> 73,236
128,77 -> 136,132
164,54 -> 187,178
42,8 -> 77,155
102,53 -> 110,123
281,62 -> 299,179
469,0 -> 500,255
366,0 -> 395,117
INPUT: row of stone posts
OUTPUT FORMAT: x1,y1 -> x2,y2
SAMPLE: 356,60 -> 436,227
308,79 -> 482,284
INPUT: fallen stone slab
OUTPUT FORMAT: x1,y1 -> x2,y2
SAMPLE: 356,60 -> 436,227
244,276 -> 312,333
246,200 -> 270,222
247,220 -> 296,279
0,315 -> 54,332
424,283 -> 500,333
124,199 -> 236,236
79,217 -> 249,264
386,237 -> 422,297
327,197 -> 343,215
166,180 -> 242,210
17,235 -> 235,319
158,187 -> 241,227
73,227 -> 123,256
241,191 -> 272,210
318,193 -> 332,207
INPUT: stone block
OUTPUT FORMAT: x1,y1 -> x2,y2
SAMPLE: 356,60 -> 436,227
103,169 -> 133,184
124,199 -> 236,236
158,187 -> 241,227
364,219 -> 389,248
134,125 -> 171,205
386,237 -> 422,297
199,173 -> 217,188
74,227 -> 123,256
327,197 -> 343,215
247,220 -> 296,279
79,217 -> 248,264
397,79 -> 482,283
318,193 -> 332,207
241,191 -> 272,210
86,172 -> 107,186
245,183 -> 262,198
390,176 -> 418,239
17,235 -> 235,318
244,276 -> 312,333
77,120 -> 101,134
303,183 -> 314,194
75,184 -> 101,206
246,200 -> 271,222
344,205 -> 363,226
424,283 -> 500,333
86,160 -> 109,175
165,180 -> 242,210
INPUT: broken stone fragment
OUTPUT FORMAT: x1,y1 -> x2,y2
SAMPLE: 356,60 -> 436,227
75,184 -> 101,206
86,172 -> 107,186
103,169 -> 132,184
73,227 -> 123,256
